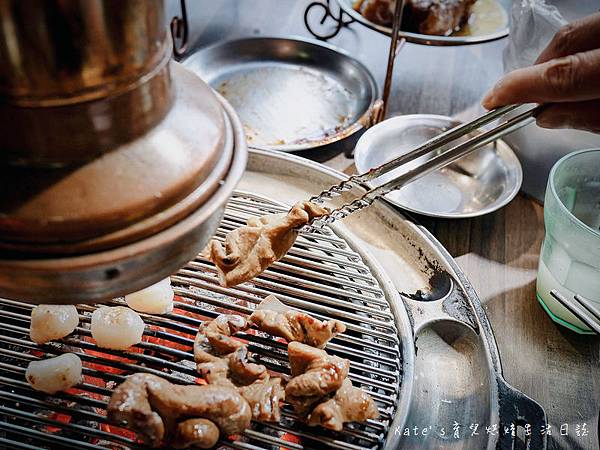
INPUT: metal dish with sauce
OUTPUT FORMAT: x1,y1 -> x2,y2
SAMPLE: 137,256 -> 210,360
337,0 -> 510,45
183,36 -> 379,152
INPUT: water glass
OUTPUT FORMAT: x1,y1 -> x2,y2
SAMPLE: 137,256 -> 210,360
536,148 -> 600,333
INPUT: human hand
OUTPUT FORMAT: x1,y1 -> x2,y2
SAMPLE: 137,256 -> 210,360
482,12 -> 600,133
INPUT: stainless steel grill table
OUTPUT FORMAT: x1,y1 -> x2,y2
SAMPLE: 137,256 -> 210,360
168,1 -> 600,449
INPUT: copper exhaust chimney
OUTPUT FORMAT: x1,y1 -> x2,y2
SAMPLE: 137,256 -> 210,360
0,0 -> 248,303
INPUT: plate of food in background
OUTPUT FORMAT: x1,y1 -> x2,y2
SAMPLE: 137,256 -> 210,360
339,0 -> 510,45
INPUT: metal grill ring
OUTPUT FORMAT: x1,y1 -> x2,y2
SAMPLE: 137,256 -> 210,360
0,192 -> 403,450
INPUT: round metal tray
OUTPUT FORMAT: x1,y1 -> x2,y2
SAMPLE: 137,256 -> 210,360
183,36 -> 378,152
337,0 -> 510,46
242,149 -> 546,449
354,114 -> 522,218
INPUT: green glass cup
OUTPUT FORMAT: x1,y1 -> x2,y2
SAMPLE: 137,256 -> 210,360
536,148 -> 600,334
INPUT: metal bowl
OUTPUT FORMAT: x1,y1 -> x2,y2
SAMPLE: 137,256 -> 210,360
183,36 -> 379,152
337,0 -> 510,46
354,114 -> 523,218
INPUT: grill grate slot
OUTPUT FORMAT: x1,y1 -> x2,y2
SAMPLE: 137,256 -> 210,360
0,192 -> 403,449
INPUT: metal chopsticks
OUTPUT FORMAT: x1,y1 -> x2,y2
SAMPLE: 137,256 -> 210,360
550,290 -> 600,335
311,104 -> 543,225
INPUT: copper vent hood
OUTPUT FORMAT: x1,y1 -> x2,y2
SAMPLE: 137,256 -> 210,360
0,0 -> 247,303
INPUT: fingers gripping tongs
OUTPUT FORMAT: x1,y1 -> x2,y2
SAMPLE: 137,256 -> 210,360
309,104 -> 544,226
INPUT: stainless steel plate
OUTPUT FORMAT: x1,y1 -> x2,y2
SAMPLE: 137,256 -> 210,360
183,37 -> 378,152
354,114 -> 523,218
337,0 -> 510,46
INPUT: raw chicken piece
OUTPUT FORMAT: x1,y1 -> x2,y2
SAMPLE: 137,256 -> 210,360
286,341 -> 350,399
30,305 -> 79,344
248,295 -> 346,348
307,379 -> 379,431
91,306 -> 144,350
194,315 -> 248,363
203,201 -> 328,287
26,353 -> 82,394
172,418 -> 219,449
125,278 -> 174,314
107,373 -> 251,447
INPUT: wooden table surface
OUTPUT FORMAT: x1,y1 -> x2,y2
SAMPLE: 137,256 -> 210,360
174,1 -> 600,448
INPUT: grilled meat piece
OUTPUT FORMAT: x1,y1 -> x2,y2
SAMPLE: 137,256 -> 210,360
238,377 -> 286,422
357,0 -> 475,36
197,346 -> 268,387
248,295 -> 346,348
172,418 -> 220,449
107,373 -> 251,447
196,356 -> 234,387
286,342 -> 349,399
405,0 -> 475,35
198,353 -> 284,422
203,201 -> 328,287
197,352 -> 284,422
228,346 -> 269,385
307,379 -> 379,431
194,315 -> 248,363
359,0 -> 394,24
286,394 -> 324,417
194,316 -> 283,422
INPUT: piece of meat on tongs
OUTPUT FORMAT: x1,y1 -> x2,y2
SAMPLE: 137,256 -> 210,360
285,341 -> 350,414
193,314 -> 284,422
107,373 -> 251,448
202,201 -> 328,287
307,379 -> 379,431
248,295 -> 346,348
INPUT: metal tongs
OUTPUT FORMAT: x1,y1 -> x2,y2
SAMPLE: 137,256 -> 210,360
309,104 -> 544,226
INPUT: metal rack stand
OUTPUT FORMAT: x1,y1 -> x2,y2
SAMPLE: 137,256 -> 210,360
304,0 -> 407,124
303,0 -> 509,124
170,0 -> 189,58
304,0 -> 356,40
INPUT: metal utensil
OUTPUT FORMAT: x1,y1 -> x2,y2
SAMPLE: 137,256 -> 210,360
311,104 -> 541,225
550,290 -> 600,335
184,36 -> 379,152
354,114 -> 522,218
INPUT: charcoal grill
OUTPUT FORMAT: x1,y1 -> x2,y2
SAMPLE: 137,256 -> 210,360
0,192 -> 412,450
